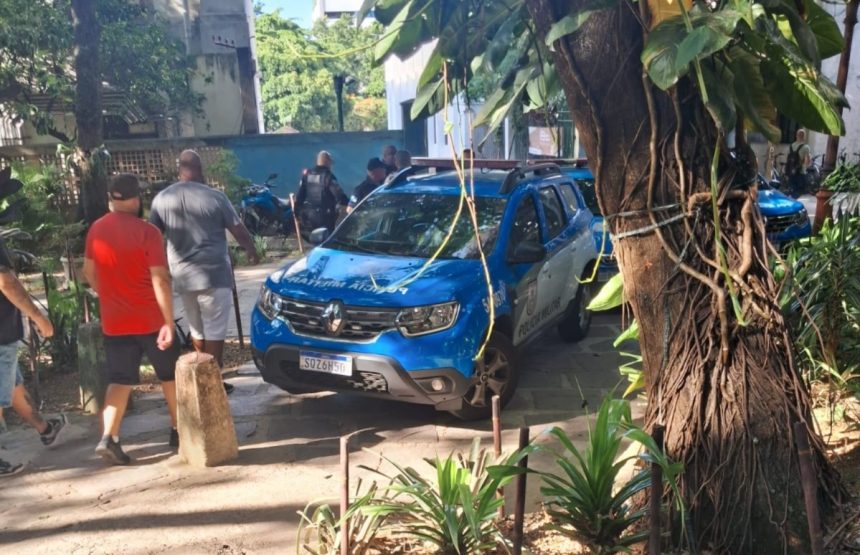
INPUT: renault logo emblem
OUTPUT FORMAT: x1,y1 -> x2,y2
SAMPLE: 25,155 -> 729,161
322,300 -> 345,336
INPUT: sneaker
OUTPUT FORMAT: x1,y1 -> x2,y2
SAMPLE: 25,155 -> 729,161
40,413 -> 68,447
95,436 -> 132,465
224,382 -> 234,395
0,458 -> 23,477
169,428 -> 179,448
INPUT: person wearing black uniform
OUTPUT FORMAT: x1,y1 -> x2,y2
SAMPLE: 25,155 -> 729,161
295,150 -> 348,232
348,158 -> 387,213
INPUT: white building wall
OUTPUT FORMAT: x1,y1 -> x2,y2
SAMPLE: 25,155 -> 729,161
384,43 -> 436,131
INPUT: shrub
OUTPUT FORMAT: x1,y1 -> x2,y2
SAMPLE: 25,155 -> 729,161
208,150 -> 250,205
784,217 -> 860,397
363,438 -> 521,554
296,479 -> 387,555
539,396 -> 683,554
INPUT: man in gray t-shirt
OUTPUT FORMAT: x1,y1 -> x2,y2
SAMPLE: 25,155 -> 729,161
150,150 -> 258,392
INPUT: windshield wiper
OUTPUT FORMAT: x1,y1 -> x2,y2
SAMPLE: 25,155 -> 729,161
328,238 -> 380,255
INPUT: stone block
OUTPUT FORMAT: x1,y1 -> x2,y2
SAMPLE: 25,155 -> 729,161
77,321 -> 107,415
176,352 -> 238,467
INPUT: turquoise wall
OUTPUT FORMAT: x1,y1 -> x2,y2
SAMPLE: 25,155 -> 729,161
224,131 -> 403,198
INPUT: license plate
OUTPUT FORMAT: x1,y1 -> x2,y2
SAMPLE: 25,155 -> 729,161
299,351 -> 353,377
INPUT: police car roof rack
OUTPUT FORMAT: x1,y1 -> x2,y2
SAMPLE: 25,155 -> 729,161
499,163 -> 561,194
384,159 -> 561,191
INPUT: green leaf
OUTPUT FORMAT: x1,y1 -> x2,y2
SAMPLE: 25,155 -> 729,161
777,4 -> 821,67
642,9 -> 743,90
806,0 -> 844,59
761,58 -> 847,135
545,0 -> 620,46
700,61 -> 737,132
587,272 -> 624,311
727,47 -> 781,142
614,319 -> 640,346
411,77 -> 444,120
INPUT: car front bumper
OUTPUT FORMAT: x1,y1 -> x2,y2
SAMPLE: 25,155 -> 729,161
253,344 -> 471,411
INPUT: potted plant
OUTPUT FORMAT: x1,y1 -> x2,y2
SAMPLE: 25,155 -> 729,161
815,162 -> 860,232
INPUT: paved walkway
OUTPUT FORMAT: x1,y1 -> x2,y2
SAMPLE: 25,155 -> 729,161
1,259 -> 640,554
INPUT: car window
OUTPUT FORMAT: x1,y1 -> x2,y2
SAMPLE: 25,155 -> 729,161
538,187 -> 566,240
507,195 -> 541,255
576,179 -> 601,215
559,183 -> 581,214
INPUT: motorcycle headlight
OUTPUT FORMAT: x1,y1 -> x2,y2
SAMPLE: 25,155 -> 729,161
396,302 -> 460,337
258,285 -> 284,320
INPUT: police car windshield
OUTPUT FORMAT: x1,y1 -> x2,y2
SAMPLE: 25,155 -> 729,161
329,192 -> 507,259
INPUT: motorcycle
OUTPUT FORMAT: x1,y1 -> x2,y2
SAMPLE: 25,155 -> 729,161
239,173 -> 295,237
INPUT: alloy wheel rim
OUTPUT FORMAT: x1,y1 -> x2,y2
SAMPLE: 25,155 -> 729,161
464,346 -> 510,409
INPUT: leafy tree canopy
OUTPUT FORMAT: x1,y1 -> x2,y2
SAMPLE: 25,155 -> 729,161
256,12 -> 387,132
0,0 -> 198,141
363,0 -> 846,144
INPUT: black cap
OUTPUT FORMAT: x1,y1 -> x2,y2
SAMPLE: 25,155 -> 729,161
109,174 -> 143,200
367,157 -> 386,171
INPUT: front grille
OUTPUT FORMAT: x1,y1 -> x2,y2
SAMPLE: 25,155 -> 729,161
765,213 -> 804,234
280,361 -> 389,393
279,297 -> 398,340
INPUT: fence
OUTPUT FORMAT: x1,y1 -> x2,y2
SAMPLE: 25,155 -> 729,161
0,130 -> 404,208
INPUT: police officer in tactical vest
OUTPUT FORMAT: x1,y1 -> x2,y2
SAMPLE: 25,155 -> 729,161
296,150 -> 348,233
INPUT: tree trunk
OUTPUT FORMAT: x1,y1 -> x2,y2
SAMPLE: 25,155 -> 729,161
71,0 -> 107,224
525,0 -> 843,552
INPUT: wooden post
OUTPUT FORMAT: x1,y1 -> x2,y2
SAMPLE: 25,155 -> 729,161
341,435 -> 350,555
492,395 -> 505,519
513,427 -> 530,555
77,320 -> 107,414
229,257 -> 244,349
649,425 -> 665,555
289,193 -> 304,253
823,0 -> 859,175
176,352 -> 239,467
794,422 -> 824,555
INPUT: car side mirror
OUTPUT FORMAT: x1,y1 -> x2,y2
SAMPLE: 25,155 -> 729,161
309,227 -> 331,244
267,173 -> 278,182
508,241 -> 546,264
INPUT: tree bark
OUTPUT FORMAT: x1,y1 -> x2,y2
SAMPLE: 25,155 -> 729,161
71,0 -> 107,224
524,0 -> 843,552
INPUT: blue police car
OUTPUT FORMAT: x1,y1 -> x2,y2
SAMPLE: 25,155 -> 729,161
558,164 -> 811,278
252,162 -> 599,419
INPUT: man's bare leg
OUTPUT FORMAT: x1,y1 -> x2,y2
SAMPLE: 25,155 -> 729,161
161,381 -> 177,428
202,339 -> 225,368
96,384 -> 133,465
11,385 -> 47,434
102,384 -> 132,438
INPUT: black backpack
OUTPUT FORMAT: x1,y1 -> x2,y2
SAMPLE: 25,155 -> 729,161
785,144 -> 803,177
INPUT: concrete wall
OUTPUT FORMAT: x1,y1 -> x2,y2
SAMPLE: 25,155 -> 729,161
224,130 -> 404,195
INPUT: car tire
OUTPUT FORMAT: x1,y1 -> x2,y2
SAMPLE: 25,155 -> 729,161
449,332 -> 519,421
557,268 -> 596,343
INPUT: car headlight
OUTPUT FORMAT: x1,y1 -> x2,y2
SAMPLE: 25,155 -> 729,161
793,208 -> 808,226
396,302 -> 459,337
258,285 -> 284,320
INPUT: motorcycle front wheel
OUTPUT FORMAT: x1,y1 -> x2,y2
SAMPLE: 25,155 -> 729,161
241,207 -> 261,235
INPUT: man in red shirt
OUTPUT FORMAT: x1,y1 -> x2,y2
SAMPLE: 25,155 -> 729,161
84,174 -> 178,465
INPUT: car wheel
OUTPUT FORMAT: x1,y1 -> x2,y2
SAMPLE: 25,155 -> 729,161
558,269 -> 596,343
449,332 -> 519,420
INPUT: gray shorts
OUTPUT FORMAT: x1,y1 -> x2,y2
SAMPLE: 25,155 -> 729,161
180,288 -> 232,341
0,342 -> 23,408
